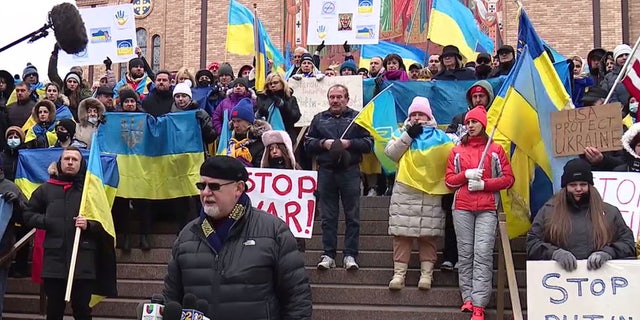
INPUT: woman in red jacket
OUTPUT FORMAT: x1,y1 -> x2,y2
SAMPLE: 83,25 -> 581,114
445,106 -> 514,320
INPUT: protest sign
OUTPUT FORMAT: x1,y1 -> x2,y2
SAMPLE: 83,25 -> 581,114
288,75 -> 363,127
551,103 -> 623,157
527,260 -> 640,320
246,168 -> 317,239
593,171 -> 640,240
307,0 -> 381,45
58,4 -> 137,67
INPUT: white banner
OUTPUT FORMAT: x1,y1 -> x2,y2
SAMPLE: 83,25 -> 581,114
58,4 -> 137,67
527,260 -> 640,319
593,171 -> 640,240
246,168 -> 318,239
307,0 -> 381,45
288,75 -> 363,127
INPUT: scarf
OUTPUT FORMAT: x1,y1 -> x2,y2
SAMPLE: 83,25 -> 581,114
229,133 -> 255,167
46,178 -> 74,192
199,193 -> 250,253
383,70 -> 409,82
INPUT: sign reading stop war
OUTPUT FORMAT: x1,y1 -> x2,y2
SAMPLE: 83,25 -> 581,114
526,260 -> 640,320
593,171 -> 640,240
551,104 -> 623,157
288,75 -> 363,127
245,168 -> 318,239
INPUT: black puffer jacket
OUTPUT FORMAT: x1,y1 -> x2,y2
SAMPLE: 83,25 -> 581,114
163,203 -> 312,320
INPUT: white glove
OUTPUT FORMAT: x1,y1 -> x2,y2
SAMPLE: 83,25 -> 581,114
468,179 -> 485,192
464,169 -> 484,180
291,74 -> 303,81
315,73 -> 325,81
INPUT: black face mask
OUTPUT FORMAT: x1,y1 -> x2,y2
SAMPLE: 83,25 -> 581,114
198,79 -> 211,87
500,59 -> 514,71
56,132 -> 70,142
475,64 -> 492,78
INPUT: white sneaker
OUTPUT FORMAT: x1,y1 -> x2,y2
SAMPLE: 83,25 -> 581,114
366,188 -> 377,197
343,256 -> 359,270
317,255 -> 336,270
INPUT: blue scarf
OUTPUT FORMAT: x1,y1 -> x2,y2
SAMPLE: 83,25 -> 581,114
199,193 -> 250,253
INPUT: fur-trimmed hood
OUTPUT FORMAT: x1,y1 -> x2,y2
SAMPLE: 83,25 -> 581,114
77,98 -> 106,126
260,130 -> 296,169
622,122 -> 640,159
465,80 -> 495,109
32,100 -> 56,124
55,94 -> 70,107
250,119 -> 272,138
225,87 -> 257,100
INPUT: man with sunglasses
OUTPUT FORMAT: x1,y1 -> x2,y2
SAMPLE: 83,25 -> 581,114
474,53 -> 493,80
163,156 -> 312,319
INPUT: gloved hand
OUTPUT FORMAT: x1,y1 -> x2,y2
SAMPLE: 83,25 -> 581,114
329,139 -> 344,163
52,43 -> 60,56
406,123 -> 423,139
587,251 -> 612,270
315,73 -> 325,81
273,97 -> 284,107
317,40 -> 326,53
291,74 -> 303,81
343,41 -> 350,53
3,192 -> 18,204
104,57 -> 112,70
464,169 -> 484,180
552,249 -> 577,271
374,76 -> 384,87
467,179 -> 485,192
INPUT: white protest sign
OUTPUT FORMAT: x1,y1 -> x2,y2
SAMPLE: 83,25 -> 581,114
288,75 -> 363,127
58,4 -> 137,67
527,260 -> 640,319
246,168 -> 318,239
593,171 -> 640,240
307,0 -> 381,45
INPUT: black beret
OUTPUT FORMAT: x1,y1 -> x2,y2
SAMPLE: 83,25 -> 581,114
200,156 -> 248,182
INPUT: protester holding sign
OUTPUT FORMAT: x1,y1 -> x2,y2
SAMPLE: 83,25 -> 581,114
445,106 -> 514,319
527,159 -> 636,272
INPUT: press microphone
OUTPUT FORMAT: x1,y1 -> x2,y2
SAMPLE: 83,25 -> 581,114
181,293 -> 205,320
163,301 -> 183,320
196,299 -> 210,320
141,294 -> 165,320
49,2 -> 88,54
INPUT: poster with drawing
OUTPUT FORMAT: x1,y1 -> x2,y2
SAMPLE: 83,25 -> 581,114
307,0 -> 381,45
58,4 -> 138,67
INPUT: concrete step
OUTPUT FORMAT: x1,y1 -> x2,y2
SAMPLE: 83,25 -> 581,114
312,220 -> 389,235
312,304 -> 526,320
115,248 -> 171,264
3,294 -> 141,318
305,235 -> 527,252
7,279 -> 163,299
2,314 -> 126,320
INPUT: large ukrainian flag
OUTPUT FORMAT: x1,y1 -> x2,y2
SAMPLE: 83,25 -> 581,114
427,0 -> 494,61
97,111 -> 204,200
253,4 -> 268,92
359,41 -> 426,69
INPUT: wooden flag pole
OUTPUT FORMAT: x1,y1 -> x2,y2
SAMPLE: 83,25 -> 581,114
603,34 -> 640,104
64,227 -> 82,302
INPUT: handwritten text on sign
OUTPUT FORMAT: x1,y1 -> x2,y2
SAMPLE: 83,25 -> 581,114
288,75 -> 363,127
246,168 -> 317,239
527,260 -> 640,320
551,103 -> 623,157
593,171 -> 640,241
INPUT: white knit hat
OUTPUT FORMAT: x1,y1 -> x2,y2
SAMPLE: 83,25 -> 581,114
173,82 -> 192,98
613,44 -> 632,60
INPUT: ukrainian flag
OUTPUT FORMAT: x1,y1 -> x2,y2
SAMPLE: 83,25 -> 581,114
354,86 -> 398,173
216,110 -> 231,156
96,111 -> 205,200
359,41 -> 425,70
427,0 -> 494,61
22,105 -> 74,133
253,5 -> 268,92
80,135 -> 118,306
226,0 -> 285,72
487,8 -> 573,238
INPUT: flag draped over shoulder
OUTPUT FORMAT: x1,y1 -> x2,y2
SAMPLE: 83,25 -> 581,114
354,87 -> 398,173
217,110 -> 232,155
487,8 -> 573,238
393,126 -> 454,195
22,106 -> 74,133
80,135 -> 118,307
359,41 -> 425,69
96,111 -> 204,200
427,0 -> 494,61
267,104 -> 286,131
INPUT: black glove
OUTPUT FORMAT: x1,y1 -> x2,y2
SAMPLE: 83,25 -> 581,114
374,76 -> 384,87
406,123 -> 423,139
343,41 -> 350,53
52,43 -> 60,56
317,40 -> 325,53
329,139 -> 344,162
274,97 -> 284,108
552,249 -> 577,271
104,57 -> 112,70
587,251 -> 612,270
3,192 -> 18,204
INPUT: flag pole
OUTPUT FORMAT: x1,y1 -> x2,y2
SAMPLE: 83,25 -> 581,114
339,83 -> 395,140
64,227 -> 82,301
603,34 -> 640,104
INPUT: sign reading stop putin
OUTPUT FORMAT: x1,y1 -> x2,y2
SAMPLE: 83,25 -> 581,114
245,168 -> 318,239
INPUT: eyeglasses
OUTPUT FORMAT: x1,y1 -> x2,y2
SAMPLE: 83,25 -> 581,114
195,181 -> 236,191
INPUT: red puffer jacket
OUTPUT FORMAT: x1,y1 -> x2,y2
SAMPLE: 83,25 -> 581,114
445,136 -> 514,211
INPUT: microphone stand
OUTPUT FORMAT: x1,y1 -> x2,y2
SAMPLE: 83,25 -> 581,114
0,23 -> 53,53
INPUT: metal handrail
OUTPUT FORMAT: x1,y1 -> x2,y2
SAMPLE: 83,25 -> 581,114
496,213 -> 524,320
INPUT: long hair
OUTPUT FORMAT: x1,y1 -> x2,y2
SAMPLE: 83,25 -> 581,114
176,67 -> 196,86
264,73 -> 290,97
544,185 -> 612,249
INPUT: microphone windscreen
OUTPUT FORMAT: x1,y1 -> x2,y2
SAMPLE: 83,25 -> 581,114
49,2 -> 88,54
182,293 -> 198,310
163,301 -> 183,320
196,299 -> 209,313
135,302 -> 144,320
150,293 -> 165,304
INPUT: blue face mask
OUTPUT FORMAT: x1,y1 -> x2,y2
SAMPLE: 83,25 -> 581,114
7,138 -> 20,148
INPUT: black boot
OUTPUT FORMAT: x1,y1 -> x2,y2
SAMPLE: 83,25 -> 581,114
122,233 -> 131,252
140,234 -> 151,251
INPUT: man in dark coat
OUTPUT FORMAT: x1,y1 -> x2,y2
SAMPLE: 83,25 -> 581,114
163,156 -> 312,319
142,70 -> 174,117
24,147 -> 102,320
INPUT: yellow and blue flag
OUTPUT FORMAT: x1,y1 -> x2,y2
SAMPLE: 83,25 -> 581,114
217,110 -> 231,155
253,4 -> 268,92
487,8 -> 573,238
427,0 -> 494,61
267,104 -> 286,131
359,41 -> 425,70
354,86 -> 398,173
96,111 -> 205,200
22,105 -> 74,133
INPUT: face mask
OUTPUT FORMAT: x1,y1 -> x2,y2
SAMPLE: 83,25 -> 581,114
475,64 -> 492,77
7,138 -> 20,148
630,102 -> 638,113
198,79 -> 211,87
88,117 -> 98,124
56,132 -> 70,142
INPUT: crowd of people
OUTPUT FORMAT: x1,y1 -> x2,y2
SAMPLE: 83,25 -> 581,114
0,38 -> 637,320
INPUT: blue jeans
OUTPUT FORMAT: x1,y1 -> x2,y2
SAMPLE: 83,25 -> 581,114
318,167 -> 361,259
0,266 -> 9,318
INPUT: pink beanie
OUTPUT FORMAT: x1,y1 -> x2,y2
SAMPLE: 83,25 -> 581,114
408,97 -> 433,119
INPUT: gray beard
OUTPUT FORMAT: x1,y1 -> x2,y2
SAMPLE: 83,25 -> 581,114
204,205 -> 224,220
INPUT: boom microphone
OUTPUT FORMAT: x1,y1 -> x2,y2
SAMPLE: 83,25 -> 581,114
49,2 -> 88,54
164,301 -> 183,320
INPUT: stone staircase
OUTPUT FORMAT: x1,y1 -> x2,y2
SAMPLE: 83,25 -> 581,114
2,196 -> 527,319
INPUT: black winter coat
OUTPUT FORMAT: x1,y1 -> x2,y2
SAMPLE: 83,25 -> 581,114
0,175 -> 27,268
163,205 -> 312,320
142,89 -> 174,117
433,68 -> 476,81
256,90 -> 302,139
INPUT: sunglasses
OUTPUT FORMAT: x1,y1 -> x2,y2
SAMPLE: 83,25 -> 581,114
195,181 -> 236,191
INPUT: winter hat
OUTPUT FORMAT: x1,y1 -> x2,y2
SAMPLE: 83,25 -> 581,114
301,53 -> 314,63
497,45 -> 515,55
613,44 -> 632,60
469,85 -> 489,96
561,158 -> 593,188
464,106 -> 488,128
218,63 -> 234,77
440,45 -> 462,60
200,155 -> 249,182
207,61 -> 220,71
408,63 -> 423,71
118,88 -> 140,103
128,58 -> 144,71
173,82 -> 192,98
231,98 -> 255,123
261,130 -> 297,169
22,63 -> 38,80
237,65 -> 253,78
64,72 -> 81,83
232,77 -> 249,89
56,118 -> 77,137
96,85 -> 114,97
340,60 -> 357,74
195,69 -> 214,81
5,126 -> 25,141
407,97 -> 433,119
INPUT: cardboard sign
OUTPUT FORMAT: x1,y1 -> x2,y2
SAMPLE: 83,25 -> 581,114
246,168 -> 318,239
527,260 -> 640,319
551,104 -> 623,157
288,75 -> 363,127
593,171 -> 640,240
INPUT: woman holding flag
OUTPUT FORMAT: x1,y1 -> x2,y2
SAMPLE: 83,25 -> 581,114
255,72 -> 301,140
